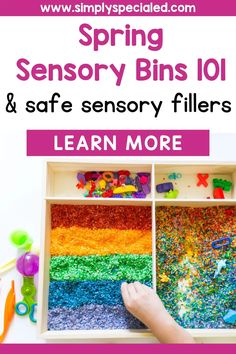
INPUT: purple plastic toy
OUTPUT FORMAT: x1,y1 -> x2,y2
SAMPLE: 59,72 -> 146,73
156,182 -> 174,193
76,173 -> 86,184
137,173 -> 151,195
16,252 -> 39,277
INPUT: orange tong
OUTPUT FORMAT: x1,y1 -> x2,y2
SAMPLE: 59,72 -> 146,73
0,280 -> 15,343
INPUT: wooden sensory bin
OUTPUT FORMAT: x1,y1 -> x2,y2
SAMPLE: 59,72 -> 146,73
38,161 -> 236,343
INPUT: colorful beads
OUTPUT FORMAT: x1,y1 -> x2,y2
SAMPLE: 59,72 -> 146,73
75,170 -> 151,199
156,206 -> 236,329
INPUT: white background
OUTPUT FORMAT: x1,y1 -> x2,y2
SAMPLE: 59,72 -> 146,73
0,17 -> 236,343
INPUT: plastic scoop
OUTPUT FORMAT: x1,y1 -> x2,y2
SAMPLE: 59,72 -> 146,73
0,281 -> 16,343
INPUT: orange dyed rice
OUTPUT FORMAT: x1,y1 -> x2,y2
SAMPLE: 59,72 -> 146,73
50,227 -> 152,256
